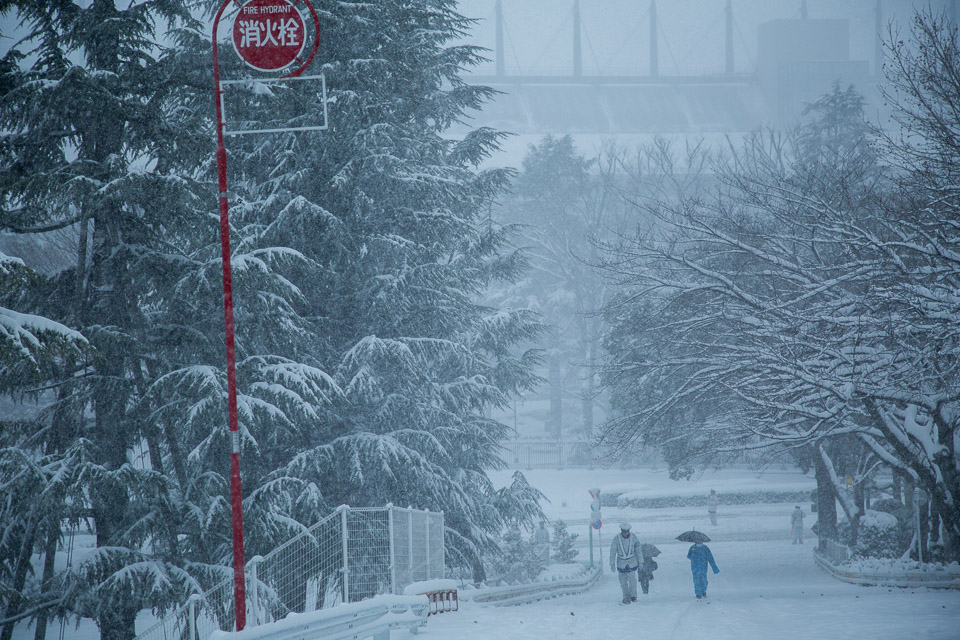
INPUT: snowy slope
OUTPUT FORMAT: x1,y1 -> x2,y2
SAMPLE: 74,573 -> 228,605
14,467 -> 959,640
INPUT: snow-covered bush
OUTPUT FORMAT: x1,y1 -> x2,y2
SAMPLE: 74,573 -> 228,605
551,520 -> 579,563
870,498 -> 914,555
854,510 -> 901,559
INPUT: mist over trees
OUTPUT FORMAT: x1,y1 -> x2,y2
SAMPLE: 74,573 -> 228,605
492,136 -> 637,440
595,10 -> 960,562
2,2 -> 960,639
0,1 -> 543,638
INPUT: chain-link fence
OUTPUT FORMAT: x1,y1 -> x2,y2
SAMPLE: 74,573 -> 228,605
134,505 -> 444,640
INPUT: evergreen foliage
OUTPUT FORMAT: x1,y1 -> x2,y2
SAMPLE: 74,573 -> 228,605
494,135 -> 632,439
551,519 -> 579,563
488,524 -> 544,584
0,1 -> 543,637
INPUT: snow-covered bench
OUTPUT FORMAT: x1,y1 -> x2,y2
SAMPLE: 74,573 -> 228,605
208,594 -> 429,640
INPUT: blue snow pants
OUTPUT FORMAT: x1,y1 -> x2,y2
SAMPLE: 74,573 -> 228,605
692,569 -> 708,597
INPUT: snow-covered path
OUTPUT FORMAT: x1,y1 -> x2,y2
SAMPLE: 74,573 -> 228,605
422,468 -> 960,640
425,539 -> 958,640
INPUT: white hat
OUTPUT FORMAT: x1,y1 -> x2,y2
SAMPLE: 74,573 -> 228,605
619,522 -> 631,531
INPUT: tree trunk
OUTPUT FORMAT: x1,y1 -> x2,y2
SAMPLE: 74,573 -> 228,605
93,480 -> 138,640
814,454 -> 838,548
892,470 -> 902,503
472,560 -> 486,585
33,527 -> 59,640
0,519 -> 38,640
929,507 -> 942,562
579,322 -> 594,439
918,491 -> 930,562
850,481 -> 866,547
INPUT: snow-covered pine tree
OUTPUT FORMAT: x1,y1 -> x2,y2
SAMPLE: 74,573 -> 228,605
551,519 -> 579,563
0,3 -> 223,639
204,0 -> 546,580
2,1 -> 546,636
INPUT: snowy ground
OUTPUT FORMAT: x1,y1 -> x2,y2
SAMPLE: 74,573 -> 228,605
426,467 -> 960,640
13,466 -> 960,639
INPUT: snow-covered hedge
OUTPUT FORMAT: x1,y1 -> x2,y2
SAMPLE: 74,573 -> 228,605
610,490 -> 812,509
815,547 -> 960,590
854,510 -> 901,559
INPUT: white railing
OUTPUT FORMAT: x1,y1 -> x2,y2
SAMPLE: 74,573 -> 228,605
207,595 -> 429,640
463,564 -> 602,607
135,505 -> 443,640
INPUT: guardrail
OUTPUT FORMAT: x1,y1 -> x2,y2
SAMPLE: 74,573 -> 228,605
814,546 -> 960,590
463,564 -> 602,607
207,595 -> 429,640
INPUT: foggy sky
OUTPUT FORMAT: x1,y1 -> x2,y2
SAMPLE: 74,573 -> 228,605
455,0 -> 953,77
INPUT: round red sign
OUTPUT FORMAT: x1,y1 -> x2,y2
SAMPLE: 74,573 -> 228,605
232,0 -> 307,72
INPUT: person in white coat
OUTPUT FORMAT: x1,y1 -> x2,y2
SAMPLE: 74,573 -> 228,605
609,522 -> 643,603
791,505 -> 805,544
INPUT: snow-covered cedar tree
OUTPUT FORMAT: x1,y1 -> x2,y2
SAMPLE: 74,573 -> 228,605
551,519 -> 579,563
0,253 -> 87,391
208,0 -> 544,587
0,2 -> 215,638
1,0 -> 543,637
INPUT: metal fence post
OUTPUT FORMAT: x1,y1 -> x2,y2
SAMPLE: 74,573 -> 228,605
248,556 -> 262,627
438,511 -> 444,580
424,508 -> 431,579
341,506 -> 350,603
387,504 -> 397,594
407,506 -> 414,582
188,594 -> 199,640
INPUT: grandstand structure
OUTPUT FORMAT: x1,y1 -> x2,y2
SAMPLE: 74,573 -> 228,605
450,0 -> 901,158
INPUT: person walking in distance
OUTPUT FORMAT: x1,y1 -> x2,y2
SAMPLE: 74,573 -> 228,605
708,489 -> 718,526
609,522 -> 643,604
533,521 -> 551,560
791,505 -> 805,544
687,541 -> 719,599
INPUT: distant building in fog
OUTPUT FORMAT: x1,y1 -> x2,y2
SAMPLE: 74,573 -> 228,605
452,1 -> 891,163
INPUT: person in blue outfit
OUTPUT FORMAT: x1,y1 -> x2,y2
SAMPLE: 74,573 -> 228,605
686,541 -> 719,599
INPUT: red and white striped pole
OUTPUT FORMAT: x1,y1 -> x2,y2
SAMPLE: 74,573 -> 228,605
212,0 -> 246,629
210,0 -> 321,629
